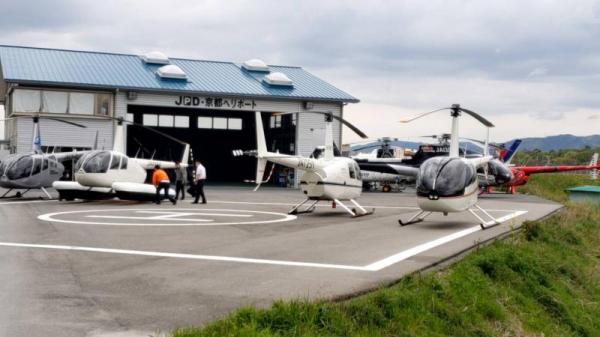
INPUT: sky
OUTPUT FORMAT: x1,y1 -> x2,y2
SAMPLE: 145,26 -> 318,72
1,0 -> 600,144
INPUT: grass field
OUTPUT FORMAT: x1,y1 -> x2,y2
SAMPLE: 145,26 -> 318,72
170,174 -> 600,337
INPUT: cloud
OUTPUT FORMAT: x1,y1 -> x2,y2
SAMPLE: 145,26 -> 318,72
2,0 -> 600,142
528,67 -> 548,77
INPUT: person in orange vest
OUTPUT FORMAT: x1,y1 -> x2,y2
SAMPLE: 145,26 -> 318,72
152,164 -> 176,205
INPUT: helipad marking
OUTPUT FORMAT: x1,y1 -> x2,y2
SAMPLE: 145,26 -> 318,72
37,208 -> 296,226
8,210 -> 527,271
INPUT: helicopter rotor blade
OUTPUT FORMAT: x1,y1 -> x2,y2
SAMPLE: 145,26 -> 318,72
271,111 -> 368,139
0,116 -> 86,128
329,114 -> 368,139
101,116 -> 188,146
399,107 -> 451,123
457,107 -> 495,128
44,117 -> 87,128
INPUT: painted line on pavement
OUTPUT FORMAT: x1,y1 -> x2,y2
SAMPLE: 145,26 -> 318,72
0,200 -> 57,206
2,210 -> 527,271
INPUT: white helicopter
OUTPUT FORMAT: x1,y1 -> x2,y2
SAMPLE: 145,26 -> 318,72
398,104 -> 506,229
54,118 -> 189,201
233,111 -> 373,217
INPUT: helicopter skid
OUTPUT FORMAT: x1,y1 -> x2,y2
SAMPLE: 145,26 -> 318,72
288,198 -> 373,218
112,182 -> 175,202
53,181 -> 114,201
288,199 -> 319,215
399,210 -> 432,226
469,204 -> 502,229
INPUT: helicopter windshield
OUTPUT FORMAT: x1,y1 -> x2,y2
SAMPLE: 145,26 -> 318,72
81,151 -> 111,174
6,156 -> 34,180
417,157 -> 476,197
487,159 -> 513,184
310,146 -> 326,159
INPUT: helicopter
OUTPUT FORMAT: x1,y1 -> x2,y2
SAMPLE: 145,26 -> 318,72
0,115 -> 91,199
398,104 -> 511,229
233,111 -> 373,217
53,117 -> 189,201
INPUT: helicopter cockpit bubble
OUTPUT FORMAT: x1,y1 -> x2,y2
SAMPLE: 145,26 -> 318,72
487,159 -> 513,184
80,151 -> 112,174
6,155 -> 34,180
417,157 -> 476,198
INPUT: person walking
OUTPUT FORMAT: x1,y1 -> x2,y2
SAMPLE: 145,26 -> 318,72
152,164 -> 176,205
174,161 -> 187,200
192,159 -> 207,204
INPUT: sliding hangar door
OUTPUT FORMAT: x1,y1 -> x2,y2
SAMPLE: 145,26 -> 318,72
125,104 -> 297,184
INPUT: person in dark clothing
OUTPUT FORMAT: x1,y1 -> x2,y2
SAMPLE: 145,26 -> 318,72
192,159 -> 207,204
174,161 -> 187,200
152,164 -> 176,205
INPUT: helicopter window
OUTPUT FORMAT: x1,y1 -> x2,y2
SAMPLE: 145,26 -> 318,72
31,157 -> 42,175
0,161 -> 6,175
120,156 -> 128,170
74,155 -> 85,171
48,156 -> 57,168
310,147 -> 325,159
42,158 -> 49,170
82,151 -> 111,173
109,155 -> 121,170
7,156 -> 34,179
348,163 -> 356,179
354,163 -> 362,179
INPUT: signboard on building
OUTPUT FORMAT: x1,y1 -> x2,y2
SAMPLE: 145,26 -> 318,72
174,96 -> 258,110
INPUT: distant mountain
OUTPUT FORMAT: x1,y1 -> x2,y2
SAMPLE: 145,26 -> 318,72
505,134 -> 600,152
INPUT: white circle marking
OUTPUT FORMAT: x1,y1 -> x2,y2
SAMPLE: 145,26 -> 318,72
37,208 -> 297,226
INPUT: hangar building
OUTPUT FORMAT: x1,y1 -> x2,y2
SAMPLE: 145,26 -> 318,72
0,45 -> 358,184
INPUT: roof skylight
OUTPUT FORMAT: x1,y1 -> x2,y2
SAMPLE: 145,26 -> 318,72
263,72 -> 293,87
141,51 -> 170,65
157,64 -> 187,80
242,58 -> 270,72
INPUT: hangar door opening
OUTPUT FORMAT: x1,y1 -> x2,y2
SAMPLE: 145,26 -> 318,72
125,105 -> 296,184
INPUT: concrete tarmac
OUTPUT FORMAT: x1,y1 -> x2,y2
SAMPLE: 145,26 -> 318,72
0,186 -> 562,336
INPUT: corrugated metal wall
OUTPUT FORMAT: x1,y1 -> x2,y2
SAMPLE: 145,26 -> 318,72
15,117 -> 112,153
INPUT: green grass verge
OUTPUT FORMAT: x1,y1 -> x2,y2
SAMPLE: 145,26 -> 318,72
518,173 -> 600,203
171,174 -> 600,337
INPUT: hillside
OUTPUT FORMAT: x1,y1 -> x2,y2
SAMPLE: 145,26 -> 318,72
507,134 -> 600,151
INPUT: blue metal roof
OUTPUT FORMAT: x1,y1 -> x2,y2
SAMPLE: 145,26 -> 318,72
0,45 -> 358,103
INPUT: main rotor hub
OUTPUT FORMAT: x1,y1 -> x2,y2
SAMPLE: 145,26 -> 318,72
450,104 -> 461,117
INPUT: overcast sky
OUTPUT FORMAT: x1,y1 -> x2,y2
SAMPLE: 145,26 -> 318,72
2,0 -> 600,143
